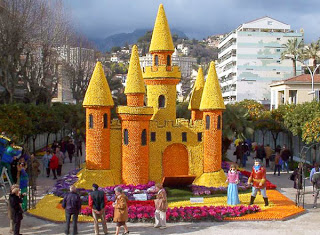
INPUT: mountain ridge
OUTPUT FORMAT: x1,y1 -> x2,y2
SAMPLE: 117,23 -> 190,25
91,28 -> 187,52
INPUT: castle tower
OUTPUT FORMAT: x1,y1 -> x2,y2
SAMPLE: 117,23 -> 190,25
143,4 -> 181,125
200,62 -> 226,172
188,67 -> 205,121
83,62 -> 114,170
118,45 -> 153,185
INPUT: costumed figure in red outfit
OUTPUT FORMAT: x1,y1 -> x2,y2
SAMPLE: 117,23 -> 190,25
247,158 -> 269,206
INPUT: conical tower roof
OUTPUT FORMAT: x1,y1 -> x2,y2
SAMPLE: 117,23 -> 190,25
199,62 -> 225,110
149,4 -> 174,52
83,62 -> 114,107
188,67 -> 205,110
124,45 -> 145,94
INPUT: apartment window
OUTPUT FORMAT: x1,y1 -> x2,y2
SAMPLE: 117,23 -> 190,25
141,129 -> 147,146
151,132 -> 156,142
276,49 -> 281,52
89,114 -> 93,129
277,60 -> 281,63
166,132 -> 171,142
197,133 -> 202,142
158,95 -> 165,108
182,132 -> 187,142
277,38 -> 281,40
217,115 -> 221,130
124,129 -> 128,145
289,90 -> 297,104
205,115 -> 210,130
277,72 -> 281,74
103,113 -> 108,128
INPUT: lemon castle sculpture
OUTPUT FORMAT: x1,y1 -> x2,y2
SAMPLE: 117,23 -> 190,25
76,4 -> 227,188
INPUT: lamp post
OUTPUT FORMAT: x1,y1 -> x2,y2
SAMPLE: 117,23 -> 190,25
305,63 -> 320,99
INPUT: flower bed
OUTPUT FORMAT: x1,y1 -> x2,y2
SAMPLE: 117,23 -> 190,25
80,203 -> 260,222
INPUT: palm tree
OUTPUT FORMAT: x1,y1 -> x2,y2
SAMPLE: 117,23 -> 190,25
281,38 -> 304,76
303,40 -> 320,73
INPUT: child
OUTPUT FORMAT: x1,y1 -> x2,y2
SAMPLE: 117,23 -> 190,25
274,149 -> 281,176
226,164 -> 240,205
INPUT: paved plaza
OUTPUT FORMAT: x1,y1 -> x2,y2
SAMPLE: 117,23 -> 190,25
0,147 -> 319,235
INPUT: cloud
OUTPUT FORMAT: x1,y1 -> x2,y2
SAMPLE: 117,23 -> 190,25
64,0 -> 319,42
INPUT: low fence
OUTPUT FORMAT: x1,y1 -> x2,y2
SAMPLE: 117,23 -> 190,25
24,131 -> 64,152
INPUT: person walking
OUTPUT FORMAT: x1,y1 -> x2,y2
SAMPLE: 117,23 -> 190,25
89,183 -> 108,235
62,185 -> 81,235
43,150 -> 52,177
154,183 -> 168,229
67,140 -> 75,163
9,187 -> 24,235
273,148 -> 281,176
0,141 -> 21,184
280,145 -> 291,173
256,144 -> 266,164
18,162 -> 28,211
311,171 -> 320,208
310,163 -> 320,195
7,184 -> 19,234
241,142 -> 249,168
264,144 -> 273,168
26,153 -> 40,190
56,147 -> 64,176
234,142 -> 243,165
113,186 -> 129,235
49,153 -> 59,180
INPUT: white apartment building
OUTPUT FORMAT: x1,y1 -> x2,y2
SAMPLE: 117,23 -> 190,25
217,16 -> 304,105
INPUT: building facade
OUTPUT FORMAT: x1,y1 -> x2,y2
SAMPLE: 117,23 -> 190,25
217,16 -> 304,104
270,74 -> 320,109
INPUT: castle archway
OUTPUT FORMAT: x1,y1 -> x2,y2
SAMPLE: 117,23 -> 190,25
162,143 -> 189,177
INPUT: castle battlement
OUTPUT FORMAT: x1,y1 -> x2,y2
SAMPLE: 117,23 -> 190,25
110,119 -> 121,129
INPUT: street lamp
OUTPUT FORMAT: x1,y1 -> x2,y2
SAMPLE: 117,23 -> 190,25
305,63 -> 320,99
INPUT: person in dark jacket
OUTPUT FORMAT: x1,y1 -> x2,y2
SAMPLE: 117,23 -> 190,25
62,185 -> 81,235
67,140 -> 75,163
89,183 -> 108,235
9,187 -> 23,235
280,145 -> 291,173
256,144 -> 266,162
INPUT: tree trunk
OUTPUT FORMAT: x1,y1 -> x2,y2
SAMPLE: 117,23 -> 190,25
46,133 -> 51,147
293,59 -> 297,77
32,136 -> 36,153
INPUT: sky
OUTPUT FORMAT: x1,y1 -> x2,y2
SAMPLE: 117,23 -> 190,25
65,0 -> 320,42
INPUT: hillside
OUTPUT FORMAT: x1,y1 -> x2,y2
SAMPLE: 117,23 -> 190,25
91,28 -> 187,52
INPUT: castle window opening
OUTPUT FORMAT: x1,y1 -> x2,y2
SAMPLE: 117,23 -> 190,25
217,115 -> 221,130
89,114 -> 93,129
158,95 -> 165,108
167,55 -> 171,66
205,115 -> 210,130
166,132 -> 172,141
124,129 -> 129,145
103,113 -> 108,128
154,55 -> 159,66
151,132 -> 156,142
141,129 -> 147,146
182,132 -> 187,142
197,132 -> 202,142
